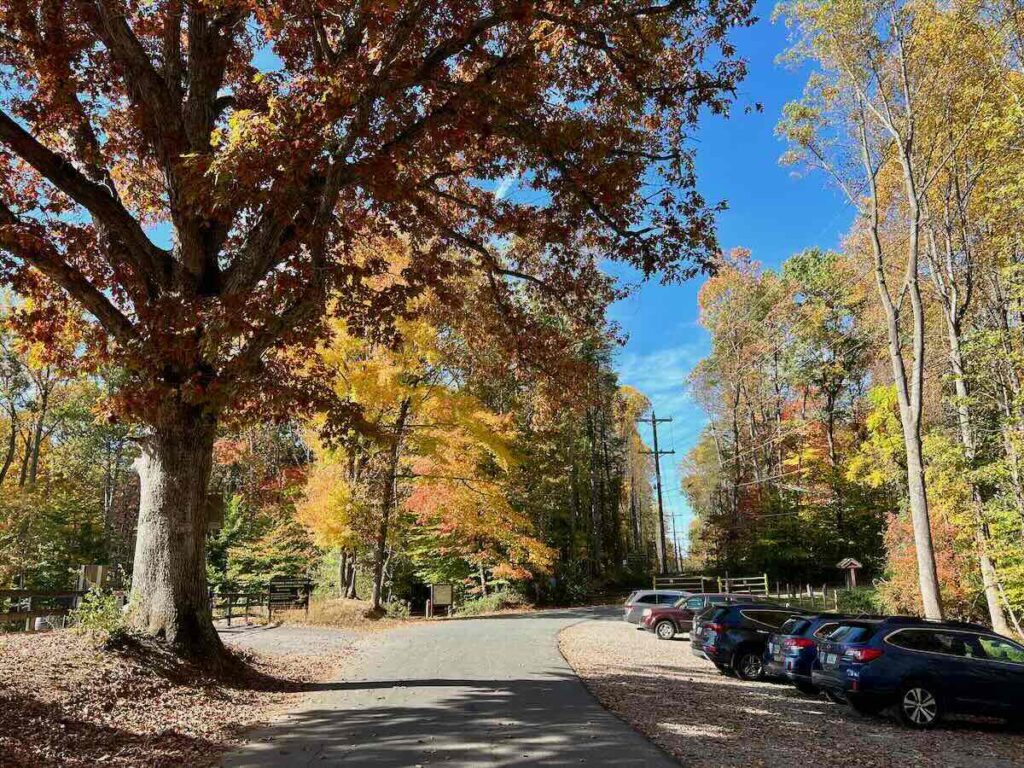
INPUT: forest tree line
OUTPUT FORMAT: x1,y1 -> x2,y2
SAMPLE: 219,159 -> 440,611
684,0 -> 1024,634
0,273 -> 667,613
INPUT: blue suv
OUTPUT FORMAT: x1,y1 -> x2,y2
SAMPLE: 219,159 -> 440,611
764,613 -> 856,695
811,617 -> 1024,728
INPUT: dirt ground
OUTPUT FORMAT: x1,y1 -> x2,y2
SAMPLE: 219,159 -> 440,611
0,625 -> 353,768
559,619 -> 1024,768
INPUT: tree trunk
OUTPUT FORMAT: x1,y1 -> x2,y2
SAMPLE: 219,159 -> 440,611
27,385 -> 47,485
0,406 -> 16,485
338,550 -> 349,597
370,398 -> 410,612
945,322 -> 1011,635
859,120 -> 943,621
129,409 -> 222,658
345,553 -> 358,599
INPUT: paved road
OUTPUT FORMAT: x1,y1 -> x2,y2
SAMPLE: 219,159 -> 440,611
222,608 -> 675,767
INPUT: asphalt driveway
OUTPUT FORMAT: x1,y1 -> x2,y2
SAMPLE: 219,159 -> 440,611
222,607 -> 674,767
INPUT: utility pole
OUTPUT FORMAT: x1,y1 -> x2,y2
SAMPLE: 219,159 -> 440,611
668,506 -> 681,572
639,411 -> 674,574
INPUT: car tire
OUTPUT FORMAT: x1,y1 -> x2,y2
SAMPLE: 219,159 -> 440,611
794,680 -> 818,696
655,621 -> 676,640
734,650 -> 765,681
898,684 -> 942,729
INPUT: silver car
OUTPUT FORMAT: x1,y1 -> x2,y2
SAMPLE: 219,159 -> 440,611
622,590 -> 688,624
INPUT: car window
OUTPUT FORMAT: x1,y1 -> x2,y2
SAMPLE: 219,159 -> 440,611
979,635 -> 1024,665
887,629 -> 944,653
935,632 -> 985,658
684,596 -> 705,610
780,618 -> 810,636
657,594 -> 678,604
812,622 -> 840,639
702,606 -> 730,623
637,594 -> 658,604
830,624 -> 877,643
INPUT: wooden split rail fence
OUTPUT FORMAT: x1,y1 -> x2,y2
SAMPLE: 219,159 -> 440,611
1,589 -> 90,631
209,577 -> 313,627
653,574 -> 844,611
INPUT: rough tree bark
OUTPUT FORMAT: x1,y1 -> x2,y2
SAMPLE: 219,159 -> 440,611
129,406 -> 222,658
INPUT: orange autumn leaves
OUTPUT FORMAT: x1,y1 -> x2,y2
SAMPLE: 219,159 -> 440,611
296,313 -> 554,581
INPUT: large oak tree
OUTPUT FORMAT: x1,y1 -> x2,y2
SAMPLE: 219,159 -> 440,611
0,0 -> 752,657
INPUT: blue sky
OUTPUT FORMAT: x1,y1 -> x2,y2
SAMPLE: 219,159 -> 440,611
611,0 -> 855,556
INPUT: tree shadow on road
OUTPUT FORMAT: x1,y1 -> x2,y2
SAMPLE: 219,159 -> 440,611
223,673 -> 671,767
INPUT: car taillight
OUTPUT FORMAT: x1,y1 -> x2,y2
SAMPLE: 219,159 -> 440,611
705,622 -> 724,633
844,647 -> 884,663
784,637 -> 815,649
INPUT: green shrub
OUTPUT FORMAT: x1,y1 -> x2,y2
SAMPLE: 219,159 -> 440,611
453,590 -> 530,616
836,586 -> 884,615
69,588 -> 128,646
384,599 -> 411,619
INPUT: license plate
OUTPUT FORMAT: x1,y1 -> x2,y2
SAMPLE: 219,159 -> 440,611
824,652 -> 837,666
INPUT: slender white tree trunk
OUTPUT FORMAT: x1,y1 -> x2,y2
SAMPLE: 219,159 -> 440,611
129,408 -> 222,657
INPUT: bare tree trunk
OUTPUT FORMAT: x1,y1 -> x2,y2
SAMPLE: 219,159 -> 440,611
370,398 -> 410,612
0,405 -> 16,485
128,408 -> 222,658
945,321 -> 1010,634
27,385 -> 47,485
338,550 -> 349,596
860,121 -> 943,620
345,553 -> 358,599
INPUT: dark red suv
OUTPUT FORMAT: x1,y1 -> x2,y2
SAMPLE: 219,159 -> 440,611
641,592 -> 766,640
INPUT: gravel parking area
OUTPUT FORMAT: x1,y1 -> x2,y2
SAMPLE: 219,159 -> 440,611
559,620 -> 1024,768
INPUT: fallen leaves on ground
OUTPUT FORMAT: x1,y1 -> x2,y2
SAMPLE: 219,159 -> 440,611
0,628 -> 349,767
559,620 -> 1024,768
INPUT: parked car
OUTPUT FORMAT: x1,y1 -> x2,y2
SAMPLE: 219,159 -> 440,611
811,616 -> 1024,728
763,613 -> 857,694
691,602 -> 804,680
642,592 -> 767,640
622,590 -> 687,624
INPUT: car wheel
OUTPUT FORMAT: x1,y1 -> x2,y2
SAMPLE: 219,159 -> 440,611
898,684 -> 941,729
734,650 -> 765,681
794,680 -> 818,696
655,621 -> 676,640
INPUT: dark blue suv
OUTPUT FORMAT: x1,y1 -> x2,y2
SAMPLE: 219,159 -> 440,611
691,603 -> 804,680
764,613 -> 855,694
812,617 -> 1024,728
